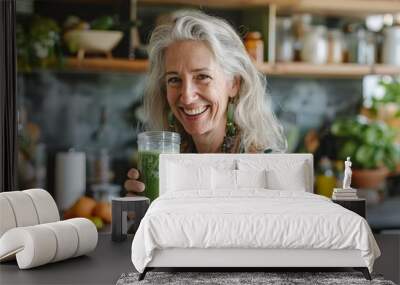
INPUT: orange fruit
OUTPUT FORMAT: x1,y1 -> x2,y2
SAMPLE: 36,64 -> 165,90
72,196 -> 97,218
93,202 -> 112,224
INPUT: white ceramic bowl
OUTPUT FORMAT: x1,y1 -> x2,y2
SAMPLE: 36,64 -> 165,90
64,30 -> 123,53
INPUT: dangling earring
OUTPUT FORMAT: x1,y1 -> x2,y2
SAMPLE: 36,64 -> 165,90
226,98 -> 236,137
167,109 -> 175,130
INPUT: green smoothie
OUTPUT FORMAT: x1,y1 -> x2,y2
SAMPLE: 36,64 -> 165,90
137,150 -> 160,202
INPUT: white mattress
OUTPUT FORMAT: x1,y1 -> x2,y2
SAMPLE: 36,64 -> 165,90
131,190 -> 380,273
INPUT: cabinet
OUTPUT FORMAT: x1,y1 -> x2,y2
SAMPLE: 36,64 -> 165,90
65,0 -> 400,77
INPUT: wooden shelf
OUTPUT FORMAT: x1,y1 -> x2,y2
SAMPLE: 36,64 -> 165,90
372,64 -> 400,76
266,62 -> 371,77
65,58 -> 400,77
138,0 -> 296,9
138,0 -> 400,15
66,58 -> 148,73
278,0 -> 400,16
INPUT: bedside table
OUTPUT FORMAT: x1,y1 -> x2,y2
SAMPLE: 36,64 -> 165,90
332,198 -> 366,218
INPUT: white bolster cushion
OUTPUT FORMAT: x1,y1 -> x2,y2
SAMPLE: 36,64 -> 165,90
23,189 -> 60,224
0,189 -> 60,239
65,218 -> 98,257
0,218 -> 97,269
0,196 -> 17,237
0,191 -> 39,227
42,221 -> 79,262
0,225 -> 57,268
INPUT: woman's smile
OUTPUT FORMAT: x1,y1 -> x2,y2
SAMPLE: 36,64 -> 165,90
180,106 -> 210,120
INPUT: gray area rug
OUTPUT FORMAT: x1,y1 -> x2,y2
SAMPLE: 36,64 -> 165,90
116,272 -> 396,285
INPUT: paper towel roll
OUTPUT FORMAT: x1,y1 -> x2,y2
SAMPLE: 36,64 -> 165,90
55,151 -> 86,210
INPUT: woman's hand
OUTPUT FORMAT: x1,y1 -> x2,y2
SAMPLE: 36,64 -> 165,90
124,168 -> 145,194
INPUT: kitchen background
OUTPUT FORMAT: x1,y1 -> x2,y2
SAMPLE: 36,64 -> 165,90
16,0 -> 399,234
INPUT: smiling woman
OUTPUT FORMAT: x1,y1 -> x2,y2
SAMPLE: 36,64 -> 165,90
164,40 -> 239,154
125,10 -> 287,194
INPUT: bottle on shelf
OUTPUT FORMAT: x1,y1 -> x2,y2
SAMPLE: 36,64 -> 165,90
276,17 -> 295,62
327,29 -> 345,64
292,14 -> 312,62
244,31 -> 264,64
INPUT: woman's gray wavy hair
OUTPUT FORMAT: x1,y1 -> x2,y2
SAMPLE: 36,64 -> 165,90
144,10 -> 287,153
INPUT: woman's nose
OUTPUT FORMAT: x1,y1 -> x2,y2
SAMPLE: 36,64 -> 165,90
180,80 -> 198,104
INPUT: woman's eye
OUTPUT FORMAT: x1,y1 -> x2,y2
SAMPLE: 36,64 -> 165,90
167,77 -> 181,86
195,74 -> 211,81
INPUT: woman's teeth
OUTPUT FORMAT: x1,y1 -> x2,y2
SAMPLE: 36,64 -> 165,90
183,106 -> 208,116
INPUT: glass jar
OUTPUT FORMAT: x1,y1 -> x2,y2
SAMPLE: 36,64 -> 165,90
301,25 -> 328,64
292,14 -> 312,61
137,131 -> 180,201
382,26 -> 400,66
276,17 -> 295,62
244,31 -> 264,64
328,29 -> 344,63
347,28 -> 376,64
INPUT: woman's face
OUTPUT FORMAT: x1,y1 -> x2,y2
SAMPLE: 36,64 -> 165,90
164,40 -> 238,137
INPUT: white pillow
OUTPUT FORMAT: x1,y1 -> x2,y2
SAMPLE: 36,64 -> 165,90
236,169 -> 267,189
212,168 -> 236,190
237,159 -> 308,191
211,168 -> 268,190
266,162 -> 307,191
166,162 -> 212,191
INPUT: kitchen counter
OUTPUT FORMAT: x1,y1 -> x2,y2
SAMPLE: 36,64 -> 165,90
0,233 -> 133,285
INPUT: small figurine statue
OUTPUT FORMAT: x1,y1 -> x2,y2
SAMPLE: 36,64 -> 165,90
342,157 -> 353,190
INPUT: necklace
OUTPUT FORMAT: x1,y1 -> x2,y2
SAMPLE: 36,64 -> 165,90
220,132 -> 241,153
180,131 -> 241,153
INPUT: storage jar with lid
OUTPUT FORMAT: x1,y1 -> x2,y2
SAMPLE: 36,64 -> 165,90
382,26 -> 400,66
347,28 -> 376,64
301,25 -> 328,64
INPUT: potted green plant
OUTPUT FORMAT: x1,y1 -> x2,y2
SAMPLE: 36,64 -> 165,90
331,116 -> 400,189
370,80 -> 400,120
370,80 -> 400,147
17,15 -> 63,71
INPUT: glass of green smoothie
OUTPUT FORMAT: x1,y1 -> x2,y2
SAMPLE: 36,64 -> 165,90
137,131 -> 180,202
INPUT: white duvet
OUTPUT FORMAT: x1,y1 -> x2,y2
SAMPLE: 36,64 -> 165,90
131,189 -> 380,273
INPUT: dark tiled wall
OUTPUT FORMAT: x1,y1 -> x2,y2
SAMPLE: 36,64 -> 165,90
17,71 -> 362,188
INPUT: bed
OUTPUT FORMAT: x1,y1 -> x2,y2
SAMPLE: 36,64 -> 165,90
131,154 -> 380,281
